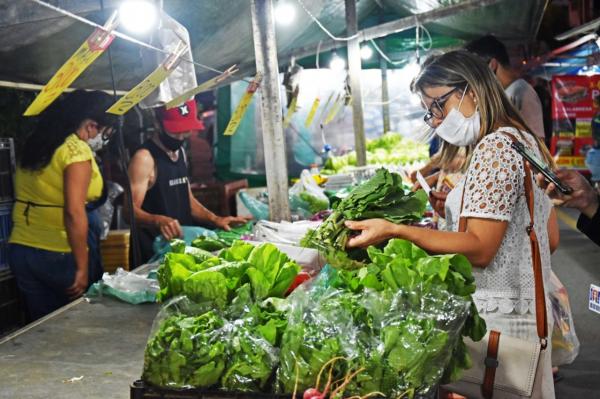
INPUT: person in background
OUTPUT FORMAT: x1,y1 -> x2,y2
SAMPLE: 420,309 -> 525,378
587,94 -> 600,187
536,169 -> 599,246
345,51 -> 559,398
465,34 -> 546,140
533,77 -> 554,148
9,90 -> 117,321
127,99 -> 248,264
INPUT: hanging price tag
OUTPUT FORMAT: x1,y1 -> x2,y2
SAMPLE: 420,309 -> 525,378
224,74 -> 262,136
304,97 -> 320,127
283,86 -> 299,128
107,41 -> 188,115
166,65 -> 238,109
324,94 -> 343,125
23,12 -> 118,116
317,93 -> 335,126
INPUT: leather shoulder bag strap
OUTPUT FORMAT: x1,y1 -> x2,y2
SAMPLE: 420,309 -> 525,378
458,132 -> 548,344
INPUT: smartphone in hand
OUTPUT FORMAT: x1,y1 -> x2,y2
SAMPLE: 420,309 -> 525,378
511,141 -> 573,195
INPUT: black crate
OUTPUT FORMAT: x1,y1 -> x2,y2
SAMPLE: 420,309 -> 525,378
0,138 -> 15,203
130,381 -> 437,399
130,380 -> 293,399
0,269 -> 25,334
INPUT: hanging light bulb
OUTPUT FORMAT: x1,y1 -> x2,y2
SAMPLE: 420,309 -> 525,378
275,2 -> 296,26
360,45 -> 373,60
119,0 -> 158,34
330,52 -> 346,71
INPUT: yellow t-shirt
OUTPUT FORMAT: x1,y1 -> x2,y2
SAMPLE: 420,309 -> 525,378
9,134 -> 103,252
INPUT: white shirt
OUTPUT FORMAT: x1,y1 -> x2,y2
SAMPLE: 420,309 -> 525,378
505,79 -> 545,139
444,127 -> 552,319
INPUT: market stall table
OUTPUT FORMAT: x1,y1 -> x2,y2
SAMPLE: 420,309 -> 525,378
0,295 -> 158,399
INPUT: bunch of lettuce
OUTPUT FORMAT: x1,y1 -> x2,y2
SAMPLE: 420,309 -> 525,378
156,240 -> 300,307
301,168 -> 427,269
328,239 -> 487,385
143,311 -> 227,388
322,133 -> 429,174
143,303 -> 282,391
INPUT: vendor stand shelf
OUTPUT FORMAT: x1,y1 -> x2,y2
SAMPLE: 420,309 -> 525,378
0,295 -> 158,399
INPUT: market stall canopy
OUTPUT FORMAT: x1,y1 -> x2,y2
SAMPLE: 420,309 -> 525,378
528,36 -> 600,78
0,0 -> 546,92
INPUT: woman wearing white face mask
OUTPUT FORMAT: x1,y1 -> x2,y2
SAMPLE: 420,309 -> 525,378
9,90 -> 117,321
346,50 -> 559,398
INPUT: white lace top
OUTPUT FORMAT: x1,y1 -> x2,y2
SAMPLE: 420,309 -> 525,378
444,127 -> 552,316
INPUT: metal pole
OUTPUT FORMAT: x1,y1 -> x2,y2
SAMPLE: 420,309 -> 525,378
250,0 -> 291,222
345,0 -> 367,166
379,45 -> 391,134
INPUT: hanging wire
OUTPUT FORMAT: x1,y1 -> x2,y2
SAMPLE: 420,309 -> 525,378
316,40 -> 322,69
295,0 -> 359,41
370,24 -> 432,65
29,0 -> 238,78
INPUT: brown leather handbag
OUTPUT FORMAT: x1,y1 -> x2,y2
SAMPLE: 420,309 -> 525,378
443,132 -> 550,399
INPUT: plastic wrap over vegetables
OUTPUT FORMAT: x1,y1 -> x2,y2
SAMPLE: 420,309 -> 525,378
143,296 -> 284,391
276,267 -> 472,398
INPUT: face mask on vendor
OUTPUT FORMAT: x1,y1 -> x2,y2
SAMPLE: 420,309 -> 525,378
159,130 -> 186,152
85,122 -> 114,152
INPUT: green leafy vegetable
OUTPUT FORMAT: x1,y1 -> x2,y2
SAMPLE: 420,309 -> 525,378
302,168 -> 427,269
143,311 -> 227,388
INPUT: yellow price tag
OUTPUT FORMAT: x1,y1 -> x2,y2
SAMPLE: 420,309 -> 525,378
166,65 -> 238,109
304,97 -> 320,127
283,87 -> 299,128
324,95 -> 343,125
107,42 -> 188,115
24,14 -> 117,116
224,74 -> 262,136
317,93 -> 335,126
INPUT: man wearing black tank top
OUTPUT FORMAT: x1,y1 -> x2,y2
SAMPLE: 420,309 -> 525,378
128,100 -> 248,263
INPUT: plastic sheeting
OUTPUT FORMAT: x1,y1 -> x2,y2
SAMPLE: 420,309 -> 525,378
0,0 -> 545,91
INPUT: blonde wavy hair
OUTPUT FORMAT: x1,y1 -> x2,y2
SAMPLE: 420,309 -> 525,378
411,50 -> 554,169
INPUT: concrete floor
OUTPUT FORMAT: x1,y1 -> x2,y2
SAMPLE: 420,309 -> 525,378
551,209 -> 600,398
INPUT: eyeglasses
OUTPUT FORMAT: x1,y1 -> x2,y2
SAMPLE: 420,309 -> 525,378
422,87 -> 459,127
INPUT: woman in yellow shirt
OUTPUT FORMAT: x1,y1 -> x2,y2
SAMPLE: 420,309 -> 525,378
9,90 -> 117,320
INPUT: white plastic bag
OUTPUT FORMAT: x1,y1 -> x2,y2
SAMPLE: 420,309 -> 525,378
288,170 -> 329,215
253,220 -> 321,245
549,271 -> 580,366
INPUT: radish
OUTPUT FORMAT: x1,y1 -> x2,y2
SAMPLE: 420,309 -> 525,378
303,388 -> 324,399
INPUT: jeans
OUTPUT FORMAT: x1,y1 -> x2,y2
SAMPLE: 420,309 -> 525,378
86,209 -> 104,283
9,244 -> 77,321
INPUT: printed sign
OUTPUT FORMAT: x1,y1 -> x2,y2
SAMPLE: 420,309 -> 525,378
107,41 -> 187,115
224,74 -> 262,136
166,65 -> 238,109
24,12 -> 118,116
590,284 -> 600,314
552,75 -> 600,138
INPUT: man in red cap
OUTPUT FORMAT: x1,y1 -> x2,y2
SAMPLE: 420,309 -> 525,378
128,99 -> 247,263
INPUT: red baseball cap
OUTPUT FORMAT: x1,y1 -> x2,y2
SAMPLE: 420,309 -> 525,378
158,99 -> 205,134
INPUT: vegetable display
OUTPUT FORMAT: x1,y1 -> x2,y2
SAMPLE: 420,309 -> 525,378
144,236 -> 485,398
301,168 -> 428,269
322,133 -> 429,174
